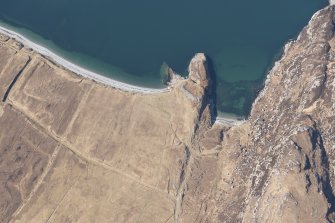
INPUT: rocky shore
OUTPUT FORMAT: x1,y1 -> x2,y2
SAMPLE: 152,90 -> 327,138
0,4 -> 335,223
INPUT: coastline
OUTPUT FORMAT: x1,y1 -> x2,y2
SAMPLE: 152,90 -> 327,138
0,24 -> 243,124
215,112 -> 246,126
0,25 -> 170,94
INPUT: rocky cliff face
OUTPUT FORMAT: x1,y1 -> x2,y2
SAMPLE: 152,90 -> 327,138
0,5 -> 335,223
180,6 -> 335,223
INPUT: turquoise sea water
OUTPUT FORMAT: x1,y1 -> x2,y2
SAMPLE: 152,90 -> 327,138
0,0 -> 327,116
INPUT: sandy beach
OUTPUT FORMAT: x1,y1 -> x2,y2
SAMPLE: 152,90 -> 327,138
215,112 -> 246,126
0,25 -> 244,124
0,25 -> 170,94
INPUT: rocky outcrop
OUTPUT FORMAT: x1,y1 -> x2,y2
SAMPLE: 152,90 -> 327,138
192,5 -> 335,223
1,5 -> 335,223
0,33 -> 215,222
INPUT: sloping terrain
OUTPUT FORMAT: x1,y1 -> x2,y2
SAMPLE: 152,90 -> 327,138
0,5 -> 335,223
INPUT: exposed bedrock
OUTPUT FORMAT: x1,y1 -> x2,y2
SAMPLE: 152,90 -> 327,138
0,5 -> 335,223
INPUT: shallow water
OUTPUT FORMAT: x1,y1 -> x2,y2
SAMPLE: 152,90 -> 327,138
0,0 -> 327,116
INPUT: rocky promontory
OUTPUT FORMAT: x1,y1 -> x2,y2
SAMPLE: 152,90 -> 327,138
0,5 -> 335,223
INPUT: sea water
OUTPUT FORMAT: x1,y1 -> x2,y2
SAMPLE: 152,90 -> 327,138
0,0 -> 327,116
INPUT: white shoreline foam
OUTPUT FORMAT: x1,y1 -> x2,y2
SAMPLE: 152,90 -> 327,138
215,116 -> 246,126
0,25 -> 244,125
0,25 -> 170,94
